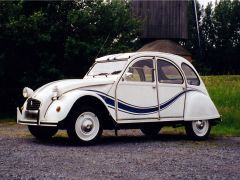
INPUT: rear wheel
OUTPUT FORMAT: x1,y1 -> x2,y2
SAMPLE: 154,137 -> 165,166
185,120 -> 211,140
140,126 -> 161,137
28,126 -> 58,140
67,106 -> 103,144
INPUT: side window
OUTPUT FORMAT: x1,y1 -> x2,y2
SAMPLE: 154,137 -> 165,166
157,60 -> 183,84
182,63 -> 200,86
126,59 -> 154,82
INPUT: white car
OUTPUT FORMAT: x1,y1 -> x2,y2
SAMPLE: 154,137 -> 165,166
17,51 -> 221,143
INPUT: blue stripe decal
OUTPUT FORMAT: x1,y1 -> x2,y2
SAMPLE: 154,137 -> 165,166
118,102 -> 159,114
160,90 -> 188,111
87,89 -> 195,115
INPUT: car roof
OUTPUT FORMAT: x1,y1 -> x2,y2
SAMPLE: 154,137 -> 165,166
95,51 -> 191,67
95,52 -> 137,62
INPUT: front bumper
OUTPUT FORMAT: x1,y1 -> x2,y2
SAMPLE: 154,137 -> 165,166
17,107 -> 58,127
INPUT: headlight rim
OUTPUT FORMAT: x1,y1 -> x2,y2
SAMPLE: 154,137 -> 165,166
52,86 -> 60,100
23,87 -> 34,98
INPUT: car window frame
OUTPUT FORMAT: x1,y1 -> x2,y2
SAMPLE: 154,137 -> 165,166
181,63 -> 201,86
122,57 -> 156,84
156,58 -> 185,85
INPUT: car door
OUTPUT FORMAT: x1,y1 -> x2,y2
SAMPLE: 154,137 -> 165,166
116,57 -> 159,120
157,58 -> 186,119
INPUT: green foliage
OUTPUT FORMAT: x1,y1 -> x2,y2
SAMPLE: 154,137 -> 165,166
186,0 -> 240,74
64,0 -> 141,77
0,0 -> 141,116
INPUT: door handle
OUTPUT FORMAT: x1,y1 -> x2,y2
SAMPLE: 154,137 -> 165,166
152,85 -> 156,89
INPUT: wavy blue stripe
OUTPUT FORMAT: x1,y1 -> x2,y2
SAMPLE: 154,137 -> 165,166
88,89 -> 195,115
160,90 -> 188,110
118,102 -> 159,114
88,89 -> 158,109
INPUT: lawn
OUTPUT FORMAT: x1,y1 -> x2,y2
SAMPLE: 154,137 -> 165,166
202,75 -> 240,136
1,75 -> 240,136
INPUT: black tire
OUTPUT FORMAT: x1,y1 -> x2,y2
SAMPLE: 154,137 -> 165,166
140,126 -> 161,137
28,126 -> 58,140
185,120 -> 211,140
67,106 -> 103,144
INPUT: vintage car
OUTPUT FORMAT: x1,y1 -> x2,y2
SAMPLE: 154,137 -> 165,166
17,51 -> 221,143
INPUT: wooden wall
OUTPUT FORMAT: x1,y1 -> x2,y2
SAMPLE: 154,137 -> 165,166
132,0 -> 188,40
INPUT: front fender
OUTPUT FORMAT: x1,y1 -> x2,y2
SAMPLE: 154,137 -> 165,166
184,91 -> 220,121
44,90 -> 109,122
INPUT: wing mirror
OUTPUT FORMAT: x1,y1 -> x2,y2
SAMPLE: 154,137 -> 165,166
122,72 -> 133,81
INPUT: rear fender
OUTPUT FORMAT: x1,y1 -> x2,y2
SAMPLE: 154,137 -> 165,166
184,91 -> 220,121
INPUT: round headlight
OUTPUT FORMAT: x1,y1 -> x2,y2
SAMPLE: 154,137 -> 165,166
23,87 -> 33,98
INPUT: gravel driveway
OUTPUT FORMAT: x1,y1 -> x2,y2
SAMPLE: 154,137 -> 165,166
0,123 -> 240,180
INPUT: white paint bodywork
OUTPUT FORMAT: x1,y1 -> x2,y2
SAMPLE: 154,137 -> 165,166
17,51 -> 220,127
184,90 -> 219,121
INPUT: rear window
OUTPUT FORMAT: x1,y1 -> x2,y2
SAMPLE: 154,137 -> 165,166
181,63 -> 200,86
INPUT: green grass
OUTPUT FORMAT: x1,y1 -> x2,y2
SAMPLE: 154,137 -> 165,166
202,75 -> 240,136
0,118 -> 16,124
1,75 -> 240,136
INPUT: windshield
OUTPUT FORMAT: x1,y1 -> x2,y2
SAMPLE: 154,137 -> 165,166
87,61 -> 127,76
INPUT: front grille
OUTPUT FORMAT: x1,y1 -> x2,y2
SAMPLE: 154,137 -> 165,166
26,98 -> 41,110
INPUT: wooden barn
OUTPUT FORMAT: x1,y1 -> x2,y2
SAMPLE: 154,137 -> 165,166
132,0 -> 191,61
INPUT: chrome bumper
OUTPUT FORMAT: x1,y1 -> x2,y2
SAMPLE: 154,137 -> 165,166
17,107 -> 57,127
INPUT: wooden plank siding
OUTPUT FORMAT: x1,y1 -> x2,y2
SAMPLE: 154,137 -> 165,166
132,0 -> 188,40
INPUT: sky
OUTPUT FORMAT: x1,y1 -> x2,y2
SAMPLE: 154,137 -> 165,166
198,0 -> 216,7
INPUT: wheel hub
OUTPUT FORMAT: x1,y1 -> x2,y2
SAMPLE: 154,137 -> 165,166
81,119 -> 93,133
196,120 -> 204,129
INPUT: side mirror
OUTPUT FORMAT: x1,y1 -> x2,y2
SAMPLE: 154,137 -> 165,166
122,72 -> 133,81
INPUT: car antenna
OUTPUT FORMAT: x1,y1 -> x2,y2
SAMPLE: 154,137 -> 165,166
95,33 -> 110,59
193,0 -> 203,61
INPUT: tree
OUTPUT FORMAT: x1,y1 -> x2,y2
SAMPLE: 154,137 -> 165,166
0,0 -> 141,117
187,0 -> 240,74
64,0 -> 141,77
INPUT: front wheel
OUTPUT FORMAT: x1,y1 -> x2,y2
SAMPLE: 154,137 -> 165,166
67,107 -> 103,144
185,120 -> 211,140
28,126 -> 58,140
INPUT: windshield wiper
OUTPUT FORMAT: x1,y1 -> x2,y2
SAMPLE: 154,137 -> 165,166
93,73 -> 109,77
93,71 -> 121,77
111,70 -> 121,75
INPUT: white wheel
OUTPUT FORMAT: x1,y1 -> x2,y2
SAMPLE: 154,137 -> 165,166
75,112 -> 100,141
67,106 -> 102,144
192,120 -> 209,137
185,120 -> 211,140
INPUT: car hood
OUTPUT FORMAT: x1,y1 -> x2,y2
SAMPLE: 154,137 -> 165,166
31,77 -> 116,101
